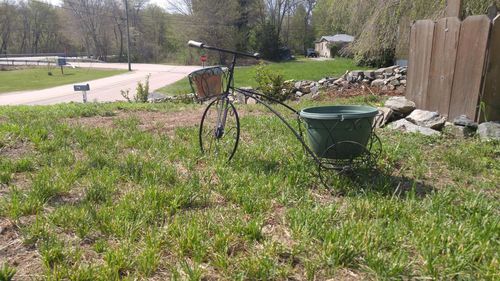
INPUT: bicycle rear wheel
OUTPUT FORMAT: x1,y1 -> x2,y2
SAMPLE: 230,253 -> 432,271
199,97 -> 240,162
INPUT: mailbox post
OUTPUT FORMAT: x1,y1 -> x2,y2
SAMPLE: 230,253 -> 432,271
74,84 -> 90,103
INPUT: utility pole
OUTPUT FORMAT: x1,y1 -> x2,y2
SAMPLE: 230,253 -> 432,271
124,0 -> 132,71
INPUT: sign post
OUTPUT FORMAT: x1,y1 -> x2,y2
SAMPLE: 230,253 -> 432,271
200,55 -> 207,68
57,57 -> 66,75
74,84 -> 90,103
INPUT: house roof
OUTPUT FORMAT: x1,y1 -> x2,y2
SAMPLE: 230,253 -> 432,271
316,34 -> 355,43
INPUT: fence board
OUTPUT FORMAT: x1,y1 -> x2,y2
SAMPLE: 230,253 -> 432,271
481,15 -> 500,122
449,15 -> 491,121
407,20 -> 435,108
426,17 -> 461,116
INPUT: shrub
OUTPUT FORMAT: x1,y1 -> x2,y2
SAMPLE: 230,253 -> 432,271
120,75 -> 151,103
254,63 -> 287,102
135,74 -> 150,103
329,44 -> 339,58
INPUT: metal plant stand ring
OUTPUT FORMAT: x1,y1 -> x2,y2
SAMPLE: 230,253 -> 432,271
187,40 -> 383,188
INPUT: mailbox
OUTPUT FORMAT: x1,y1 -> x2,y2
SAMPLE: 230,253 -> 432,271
74,84 -> 90,91
57,57 -> 67,66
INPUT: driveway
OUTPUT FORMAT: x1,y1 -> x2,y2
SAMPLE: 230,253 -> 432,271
0,63 -> 200,105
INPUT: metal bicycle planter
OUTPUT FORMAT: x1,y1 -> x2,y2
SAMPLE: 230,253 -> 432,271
187,40 -> 382,187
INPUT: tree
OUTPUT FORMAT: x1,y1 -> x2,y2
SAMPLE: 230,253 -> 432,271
252,20 -> 281,60
0,1 -> 16,55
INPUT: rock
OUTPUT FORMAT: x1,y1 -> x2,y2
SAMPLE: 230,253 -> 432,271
295,91 -> 305,97
406,109 -> 447,131
400,80 -> 407,85
477,122 -> 500,140
384,96 -> 416,115
374,107 -> 393,128
311,91 -> 322,101
346,73 -> 357,83
390,79 -> 401,86
148,92 -> 168,102
247,97 -> 257,105
389,119 -> 441,136
294,81 -> 302,90
385,76 -> 397,83
396,86 -> 406,94
318,78 -> 327,84
235,92 -> 247,104
350,70 -> 364,77
301,87 -> 311,94
333,78 -> 345,85
453,115 -> 478,129
383,69 -> 395,75
364,71 -> 375,79
310,86 -> 319,95
236,87 -> 253,104
362,79 -> 371,84
388,84 -> 396,91
444,123 -> 476,138
371,79 -> 385,87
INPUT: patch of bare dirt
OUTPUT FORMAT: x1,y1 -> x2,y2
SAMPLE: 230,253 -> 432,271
0,218 -> 43,280
0,141 -> 34,160
64,108 -> 272,137
64,109 -> 204,137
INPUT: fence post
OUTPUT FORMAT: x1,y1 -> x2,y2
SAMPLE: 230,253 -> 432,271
449,15 -> 491,121
480,15 -> 500,122
407,20 -> 435,109
446,0 -> 462,18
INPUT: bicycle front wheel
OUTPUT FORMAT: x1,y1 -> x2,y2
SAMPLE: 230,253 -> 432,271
199,97 -> 240,162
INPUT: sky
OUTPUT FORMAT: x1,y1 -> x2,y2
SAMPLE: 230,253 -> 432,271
47,0 -> 168,9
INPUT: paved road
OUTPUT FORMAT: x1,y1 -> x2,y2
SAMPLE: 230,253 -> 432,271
0,62 -> 200,105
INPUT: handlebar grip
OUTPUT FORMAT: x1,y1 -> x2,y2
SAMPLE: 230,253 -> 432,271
188,40 -> 204,48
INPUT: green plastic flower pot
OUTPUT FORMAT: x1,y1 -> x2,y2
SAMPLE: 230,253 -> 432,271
299,105 -> 378,159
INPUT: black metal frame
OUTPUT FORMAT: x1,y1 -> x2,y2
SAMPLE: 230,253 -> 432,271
187,40 -> 382,186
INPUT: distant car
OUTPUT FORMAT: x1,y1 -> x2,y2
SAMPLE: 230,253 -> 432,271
279,47 -> 293,61
306,48 -> 318,58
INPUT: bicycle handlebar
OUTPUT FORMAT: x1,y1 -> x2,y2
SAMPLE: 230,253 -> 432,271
187,40 -> 260,59
188,40 -> 204,48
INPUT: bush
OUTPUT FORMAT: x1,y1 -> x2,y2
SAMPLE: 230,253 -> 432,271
329,44 -> 339,57
120,75 -> 151,103
254,63 -> 287,101
135,74 -> 150,103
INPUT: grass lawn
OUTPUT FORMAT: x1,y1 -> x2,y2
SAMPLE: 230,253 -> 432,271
0,67 -> 127,93
159,58 -> 358,95
0,97 -> 498,280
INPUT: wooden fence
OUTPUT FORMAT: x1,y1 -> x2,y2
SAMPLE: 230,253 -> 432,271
406,14 -> 500,122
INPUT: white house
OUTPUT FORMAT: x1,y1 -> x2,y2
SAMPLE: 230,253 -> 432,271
315,34 -> 355,58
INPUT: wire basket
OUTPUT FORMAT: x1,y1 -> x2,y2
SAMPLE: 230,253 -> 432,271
188,66 -> 229,100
